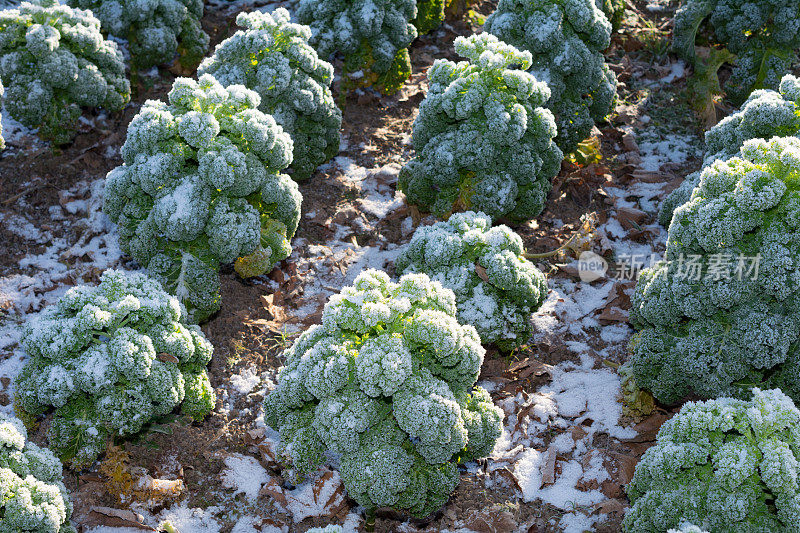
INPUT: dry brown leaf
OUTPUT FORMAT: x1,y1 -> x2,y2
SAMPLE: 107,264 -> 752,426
540,448 -> 557,486
258,443 -> 278,466
475,263 -> 490,283
591,498 -> 627,516
245,427 -> 266,444
570,425 -> 588,442
462,507 -> 518,533
622,133 -> 639,152
493,467 -> 523,494
630,169 -> 670,183
260,478 -> 288,507
99,446 -> 183,509
597,306 -> 629,323
616,207 -> 647,230
157,352 -> 179,364
610,452 -> 638,488
504,358 -> 553,381
624,411 -> 671,443
86,507 -> 156,531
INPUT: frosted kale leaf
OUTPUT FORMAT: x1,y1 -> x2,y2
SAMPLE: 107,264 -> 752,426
296,0 -> 418,94
263,269 -> 503,518
596,0 -> 624,30
396,211 -> 548,350
0,0 -> 130,144
14,270 -> 216,469
625,388 -> 800,532
103,75 -> 301,322
673,0 -> 800,105
485,0 -> 617,154
630,136 -> 800,405
660,73 -> 800,227
0,413 -> 77,532
198,8 -> 342,181
67,0 -> 209,70
398,33 -> 562,223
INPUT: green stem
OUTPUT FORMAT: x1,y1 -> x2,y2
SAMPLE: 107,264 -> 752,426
365,507 -> 376,533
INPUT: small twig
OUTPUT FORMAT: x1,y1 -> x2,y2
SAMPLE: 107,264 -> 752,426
65,141 -> 103,166
2,183 -> 48,205
523,232 -> 581,259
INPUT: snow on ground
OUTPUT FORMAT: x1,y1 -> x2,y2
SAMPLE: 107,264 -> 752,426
262,157 -> 408,333
0,178 -> 127,414
482,272 -> 638,531
636,133 -> 699,172
0,106 -> 41,152
222,453 -> 271,500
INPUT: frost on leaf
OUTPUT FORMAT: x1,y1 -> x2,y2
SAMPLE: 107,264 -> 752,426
67,0 -> 209,70
398,33 -> 563,223
262,269 -> 503,518
485,0 -> 618,154
672,0 -> 800,105
0,0 -> 130,144
660,74 -> 800,227
631,136 -> 800,405
14,270 -> 216,469
103,74 -> 301,322
396,211 -> 548,350
625,388 -> 800,532
0,412 -> 77,532
296,0 -> 418,94
198,8 -> 342,181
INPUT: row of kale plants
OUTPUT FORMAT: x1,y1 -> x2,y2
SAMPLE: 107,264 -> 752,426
2,0 -> 800,530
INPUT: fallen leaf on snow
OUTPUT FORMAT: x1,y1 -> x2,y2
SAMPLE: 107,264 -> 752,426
86,507 -> 156,531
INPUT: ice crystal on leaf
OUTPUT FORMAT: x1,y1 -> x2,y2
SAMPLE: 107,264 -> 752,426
263,270 -> 503,518
14,270 -> 216,469
103,75 -> 301,322
67,0 -> 209,70
0,413 -> 76,532
198,8 -> 342,181
398,34 -> 562,223
484,0 -> 617,154
396,211 -> 548,350
660,74 -> 800,227
673,0 -> 800,105
0,0 -> 129,144
295,0 -> 418,94
625,389 -> 800,532
631,136 -> 800,405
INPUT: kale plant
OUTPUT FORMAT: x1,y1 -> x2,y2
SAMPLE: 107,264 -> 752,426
14,270 -> 216,469
414,0 -> 445,34
396,211 -> 548,350
398,33 -> 562,223
660,73 -> 800,227
295,0 -> 418,94
0,413 -> 76,532
104,75 -> 301,322
485,0 -> 617,154
263,270 -> 503,519
630,136 -> 800,404
673,0 -> 800,106
67,0 -> 208,70
198,8 -> 342,181
625,388 -> 800,532
0,0 -> 130,145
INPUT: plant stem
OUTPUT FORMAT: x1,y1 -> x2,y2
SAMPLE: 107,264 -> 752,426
365,508 -> 376,532
523,232 -> 580,259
